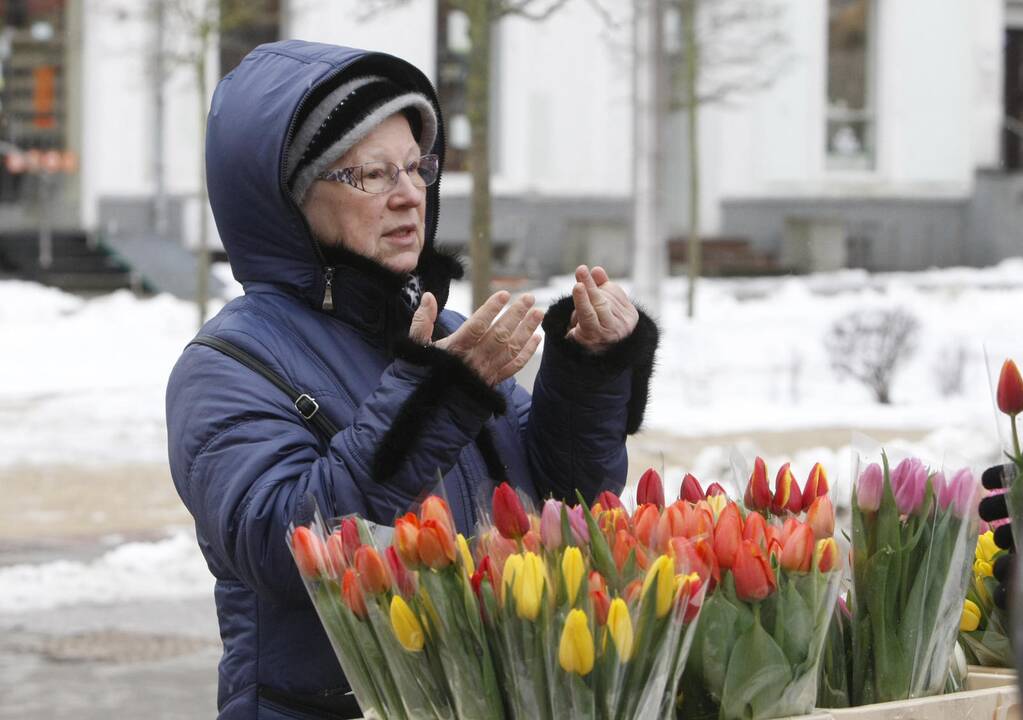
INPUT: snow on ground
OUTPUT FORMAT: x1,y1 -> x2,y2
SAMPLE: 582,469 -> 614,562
2,260 -> 1022,609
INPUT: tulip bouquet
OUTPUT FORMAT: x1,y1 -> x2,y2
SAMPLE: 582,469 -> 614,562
847,454 -> 980,704
958,530 -> 1014,668
676,459 -> 843,720
988,356 -> 1023,536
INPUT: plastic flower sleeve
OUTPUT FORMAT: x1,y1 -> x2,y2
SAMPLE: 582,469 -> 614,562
984,344 -> 1023,552
848,441 -> 980,704
959,531 -> 1014,668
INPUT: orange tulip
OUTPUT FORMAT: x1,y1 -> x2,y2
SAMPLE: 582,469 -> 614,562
394,513 -> 421,567
997,359 -> 1023,417
417,519 -> 457,569
291,526 -> 326,579
421,496 -> 455,537
638,468 -> 665,508
779,523 -> 813,572
766,538 -> 783,566
588,571 -> 607,595
325,532 -> 346,576
771,463 -> 802,515
713,503 -> 743,569
340,517 -> 362,566
669,536 -> 720,591
802,463 -> 830,511
742,511 -> 768,549
682,502 -> 714,539
632,503 -> 660,547
598,507 -> 629,540
806,495 -> 835,539
744,457 -> 771,511
613,529 -> 648,572
814,537 -> 839,573
655,503 -> 687,552
354,546 -> 391,594
342,568 -> 368,619
779,517 -> 800,545
623,579 -> 643,604
522,529 -> 542,554
732,539 -> 777,602
677,572 -> 704,623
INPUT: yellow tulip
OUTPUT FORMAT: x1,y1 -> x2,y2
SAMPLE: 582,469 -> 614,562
960,599 -> 981,632
513,552 -> 546,621
391,596 -> 425,651
558,609 -> 594,676
705,493 -> 727,521
641,554 -> 675,618
976,531 -> 999,564
974,558 -> 994,579
605,597 -> 634,661
456,533 -> 475,577
562,547 -> 585,606
502,554 -> 524,604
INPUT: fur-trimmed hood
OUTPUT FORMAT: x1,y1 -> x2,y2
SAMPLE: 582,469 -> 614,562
205,40 -> 462,322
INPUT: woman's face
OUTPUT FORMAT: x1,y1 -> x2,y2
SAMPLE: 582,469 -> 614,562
302,113 -> 426,274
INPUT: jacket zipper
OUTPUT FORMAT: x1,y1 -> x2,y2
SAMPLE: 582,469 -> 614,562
322,266 -> 335,311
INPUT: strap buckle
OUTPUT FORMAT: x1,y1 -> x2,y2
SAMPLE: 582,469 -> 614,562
294,393 -> 320,420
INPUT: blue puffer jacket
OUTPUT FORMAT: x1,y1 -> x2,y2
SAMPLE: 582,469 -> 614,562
166,40 -> 658,719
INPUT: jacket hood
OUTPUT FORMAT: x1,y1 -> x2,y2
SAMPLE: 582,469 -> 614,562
206,40 -> 459,312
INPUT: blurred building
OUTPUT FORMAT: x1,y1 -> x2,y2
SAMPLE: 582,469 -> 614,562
0,0 -> 1019,295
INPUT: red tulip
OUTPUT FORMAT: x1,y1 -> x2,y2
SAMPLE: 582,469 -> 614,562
732,539 -> 777,602
802,463 -> 830,511
680,473 -> 705,503
744,457 -> 771,511
669,536 -> 720,591
806,495 -> 835,539
342,568 -> 368,618
771,463 -> 802,515
638,468 -> 665,508
764,524 -> 781,548
588,571 -> 607,595
681,502 -> 714,539
779,523 -> 813,572
632,503 -> 660,547
705,482 -> 727,497
340,517 -> 362,566
997,359 -> 1023,417
291,526 -> 326,579
599,508 -> 629,540
742,511 -> 768,549
417,519 -> 457,569
677,573 -> 704,623
354,546 -> 391,594
815,538 -> 839,573
591,589 -> 611,626
421,496 -> 455,537
597,490 -> 625,512
394,513 -> 421,567
385,546 -> 416,598
713,503 -> 743,569
471,555 -> 499,600
493,482 -> 530,539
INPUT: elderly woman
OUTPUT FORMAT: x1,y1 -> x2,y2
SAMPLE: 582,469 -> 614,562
166,40 -> 658,719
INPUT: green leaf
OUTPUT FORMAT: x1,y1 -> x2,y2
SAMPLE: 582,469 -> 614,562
721,617 -> 794,720
772,576 -> 812,667
575,490 -> 619,589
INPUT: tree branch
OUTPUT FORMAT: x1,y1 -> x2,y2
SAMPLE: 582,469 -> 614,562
497,0 -> 571,22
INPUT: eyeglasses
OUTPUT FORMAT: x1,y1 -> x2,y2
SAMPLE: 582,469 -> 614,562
316,154 -> 439,195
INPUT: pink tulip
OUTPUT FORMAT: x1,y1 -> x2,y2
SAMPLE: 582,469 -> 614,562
568,505 -> 590,545
950,467 -> 977,518
541,499 -> 563,551
891,458 -> 927,515
857,463 -> 883,512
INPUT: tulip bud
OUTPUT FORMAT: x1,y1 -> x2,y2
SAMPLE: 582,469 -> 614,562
802,463 -> 830,511
613,529 -> 648,572
513,552 -> 546,621
385,546 -> 416,598
590,589 -> 611,626
568,505 -> 590,545
997,359 -> 1023,417
342,568 -> 368,619
456,533 -> 475,576
814,537 -> 839,573
421,496 -> 455,537
655,503 -> 687,552
641,555 -> 675,618
588,570 -> 607,594
977,531 -> 1000,564
680,473 -> 705,503
390,595 -> 425,652
493,482 -> 531,539
744,457 -> 771,511
806,495 -> 835,539
354,546 -> 391,594
856,463 -> 884,513
501,553 -> 524,603
732,539 -> 777,602
337,517 -> 362,566
540,499 -> 564,551
682,502 -> 714,539
778,517 -> 799,545
676,572 -> 704,623
949,467 -> 977,518
771,463 -> 802,515
766,539 -> 783,566
558,609 -> 595,676
325,532 -> 346,576
960,599 -> 981,632
891,458 -> 928,515
394,513 -> 421,567
291,526 -> 327,579
606,597 -> 634,661
522,530 -> 542,554
638,468 -> 665,508
417,519 -> 457,569
779,523 -> 814,572
597,490 -> 625,512
562,546 -> 585,606
713,503 -> 743,569
632,503 -> 660,547
705,482 -> 727,497
704,493 -> 727,521
742,511 -> 768,549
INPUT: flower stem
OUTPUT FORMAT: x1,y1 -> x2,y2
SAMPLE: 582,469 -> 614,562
1012,414 -> 1021,461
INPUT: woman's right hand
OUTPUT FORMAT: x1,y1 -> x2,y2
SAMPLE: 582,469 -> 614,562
409,290 -> 544,386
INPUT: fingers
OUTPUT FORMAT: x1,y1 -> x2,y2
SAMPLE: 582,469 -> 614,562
572,279 -> 601,335
980,494 -> 1009,523
451,291 -> 510,349
408,292 -> 437,344
591,266 -> 609,285
495,331 -> 543,383
483,294 -> 536,358
995,523 -> 1016,552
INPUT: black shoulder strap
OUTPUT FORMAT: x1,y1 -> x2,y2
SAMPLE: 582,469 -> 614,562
189,334 -> 340,443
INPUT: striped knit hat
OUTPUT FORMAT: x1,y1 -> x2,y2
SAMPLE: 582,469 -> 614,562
286,75 -> 438,205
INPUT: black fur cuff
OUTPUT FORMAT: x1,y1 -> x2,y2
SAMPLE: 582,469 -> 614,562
373,338 -> 507,482
541,296 -> 659,434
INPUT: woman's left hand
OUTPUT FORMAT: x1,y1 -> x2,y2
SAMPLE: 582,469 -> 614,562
566,265 -> 639,354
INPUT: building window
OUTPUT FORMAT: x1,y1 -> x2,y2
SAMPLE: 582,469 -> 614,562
219,0 -> 280,77
436,0 -> 471,172
826,0 -> 875,170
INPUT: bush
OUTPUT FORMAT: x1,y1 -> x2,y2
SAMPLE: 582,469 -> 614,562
824,307 -> 920,404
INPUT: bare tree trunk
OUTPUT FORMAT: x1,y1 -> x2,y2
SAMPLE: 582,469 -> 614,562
153,0 -> 168,236
196,33 -> 210,329
466,0 -> 493,310
683,0 -> 700,319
